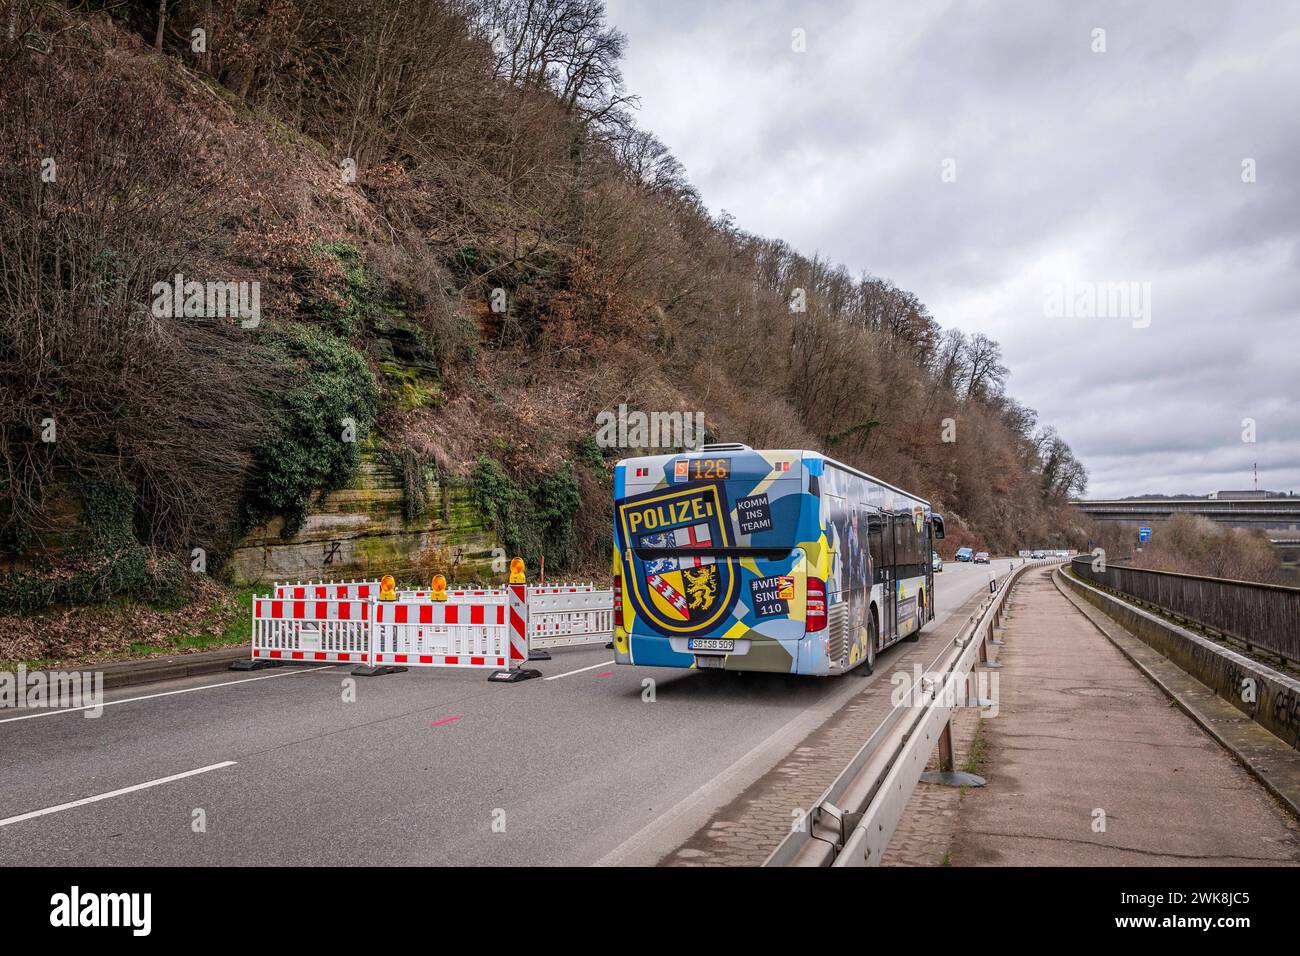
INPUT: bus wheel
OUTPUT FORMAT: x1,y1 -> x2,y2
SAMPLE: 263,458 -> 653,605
902,606 -> 922,643
863,615 -> 877,674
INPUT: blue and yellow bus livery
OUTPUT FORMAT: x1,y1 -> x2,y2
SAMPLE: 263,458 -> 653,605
612,444 -> 945,676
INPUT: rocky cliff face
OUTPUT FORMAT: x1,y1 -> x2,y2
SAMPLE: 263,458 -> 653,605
228,447 -> 498,586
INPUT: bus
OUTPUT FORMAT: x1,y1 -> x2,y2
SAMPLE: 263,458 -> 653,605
611,444 -> 945,676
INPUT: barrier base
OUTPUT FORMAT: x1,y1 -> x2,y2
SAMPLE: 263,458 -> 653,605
528,649 -> 552,661
351,664 -> 408,677
488,668 -> 543,683
229,659 -> 283,672
919,771 -> 986,788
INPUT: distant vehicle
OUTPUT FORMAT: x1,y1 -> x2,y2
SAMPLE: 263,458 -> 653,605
955,547 -> 974,562
974,551 -> 991,564
611,445 -> 946,677
1031,550 -> 1044,559
932,551 -> 943,572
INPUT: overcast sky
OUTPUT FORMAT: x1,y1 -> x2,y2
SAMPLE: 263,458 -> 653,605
604,0 -> 1299,498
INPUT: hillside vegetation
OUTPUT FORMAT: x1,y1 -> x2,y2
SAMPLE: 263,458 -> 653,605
1127,515 -> 1288,585
1,0 -> 1090,618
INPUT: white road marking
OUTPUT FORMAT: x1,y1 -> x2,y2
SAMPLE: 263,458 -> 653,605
544,659 -> 616,681
0,665 -> 338,724
0,761 -> 237,829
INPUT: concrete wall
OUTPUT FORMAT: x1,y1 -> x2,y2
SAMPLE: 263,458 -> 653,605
1061,570 -> 1300,751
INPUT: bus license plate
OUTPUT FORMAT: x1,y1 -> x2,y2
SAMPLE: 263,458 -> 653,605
689,638 -> 734,652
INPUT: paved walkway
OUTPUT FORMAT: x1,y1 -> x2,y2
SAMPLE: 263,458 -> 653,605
949,568 -> 1300,865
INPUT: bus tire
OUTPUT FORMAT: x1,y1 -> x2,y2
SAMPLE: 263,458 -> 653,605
863,612 -> 877,674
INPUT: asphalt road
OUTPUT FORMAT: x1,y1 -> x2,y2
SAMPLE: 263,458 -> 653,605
0,560 -> 1013,866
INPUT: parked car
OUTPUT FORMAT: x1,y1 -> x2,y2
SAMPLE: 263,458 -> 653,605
932,551 -> 943,572
955,547 -> 974,562
974,551 -> 991,564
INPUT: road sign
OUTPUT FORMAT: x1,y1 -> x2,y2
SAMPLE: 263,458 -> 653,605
1138,527 -> 1152,542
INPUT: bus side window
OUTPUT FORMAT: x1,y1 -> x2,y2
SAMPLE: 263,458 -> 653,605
895,511 -> 917,574
892,513 -> 905,572
868,512 -> 884,581
882,513 -> 895,574
859,507 -> 874,582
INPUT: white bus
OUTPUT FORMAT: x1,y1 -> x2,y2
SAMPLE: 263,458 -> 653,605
611,444 -> 945,676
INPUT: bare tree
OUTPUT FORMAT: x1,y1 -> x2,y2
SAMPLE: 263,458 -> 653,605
477,0 -> 633,126
0,35 -> 272,553
962,332 -> 1008,401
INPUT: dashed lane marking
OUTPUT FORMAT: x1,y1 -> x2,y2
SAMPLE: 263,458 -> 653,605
0,665 -> 339,724
0,761 -> 238,829
543,660 -> 616,681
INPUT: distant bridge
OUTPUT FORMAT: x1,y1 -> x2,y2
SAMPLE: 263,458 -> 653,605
1073,496 -> 1300,530
1073,496 -> 1300,557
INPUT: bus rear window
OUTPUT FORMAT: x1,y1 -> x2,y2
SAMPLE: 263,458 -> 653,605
616,476 -> 805,554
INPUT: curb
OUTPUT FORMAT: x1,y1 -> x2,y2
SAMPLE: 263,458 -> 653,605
91,645 -> 252,690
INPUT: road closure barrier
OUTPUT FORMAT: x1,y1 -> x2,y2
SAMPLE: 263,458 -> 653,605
236,564 -> 613,684
527,586 -> 616,651
251,597 -> 371,664
371,592 -> 509,670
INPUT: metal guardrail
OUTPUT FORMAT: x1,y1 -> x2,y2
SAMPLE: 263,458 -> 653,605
765,557 -> 1062,867
1069,557 -> 1300,666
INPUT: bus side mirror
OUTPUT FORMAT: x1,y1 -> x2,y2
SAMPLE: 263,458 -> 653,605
931,514 -> 945,539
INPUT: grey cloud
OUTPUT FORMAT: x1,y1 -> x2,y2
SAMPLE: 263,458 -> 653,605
606,0 -> 1299,497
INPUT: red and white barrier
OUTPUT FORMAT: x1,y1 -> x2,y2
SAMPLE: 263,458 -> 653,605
508,584 -> 530,666
252,597 -> 372,664
275,579 -> 380,600
370,595 -> 509,669
243,578 -> 614,680
527,585 -> 614,650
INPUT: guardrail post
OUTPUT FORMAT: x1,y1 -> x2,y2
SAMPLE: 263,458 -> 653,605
937,720 -> 954,773
978,619 -> 1002,669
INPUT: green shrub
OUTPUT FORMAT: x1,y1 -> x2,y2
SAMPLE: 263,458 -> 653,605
305,241 -> 387,337
388,448 -> 436,523
240,324 -> 379,538
469,456 -> 582,570
0,479 -> 187,613
575,436 -> 607,470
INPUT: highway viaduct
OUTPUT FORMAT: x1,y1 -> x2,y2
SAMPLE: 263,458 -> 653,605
1073,495 -> 1300,562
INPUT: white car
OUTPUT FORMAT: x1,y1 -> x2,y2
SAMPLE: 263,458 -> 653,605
932,551 -> 943,572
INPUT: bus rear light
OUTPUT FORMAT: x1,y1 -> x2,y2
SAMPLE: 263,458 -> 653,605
613,572 -> 624,630
805,577 -> 827,632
